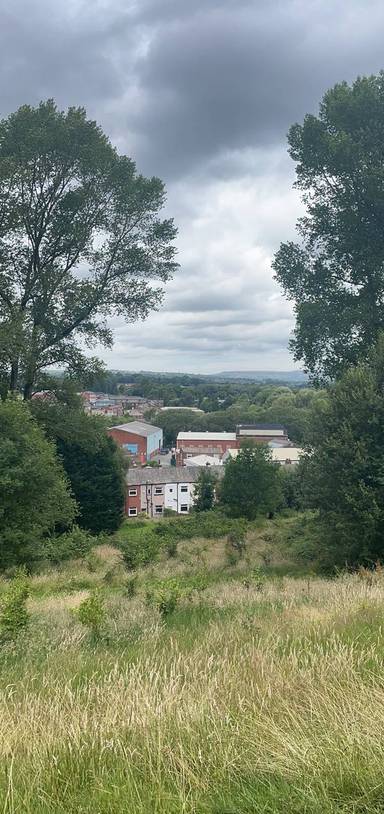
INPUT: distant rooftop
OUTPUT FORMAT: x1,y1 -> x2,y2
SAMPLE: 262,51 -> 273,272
108,421 -> 161,437
126,465 -> 224,485
236,423 -> 287,431
177,431 -> 236,441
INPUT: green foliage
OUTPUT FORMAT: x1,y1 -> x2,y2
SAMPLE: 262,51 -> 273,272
274,73 -> 384,383
0,401 -> 76,569
75,591 -> 106,638
42,526 -> 95,564
125,575 -> 138,599
0,100 -> 177,398
302,338 -> 384,567
116,512 -> 251,571
228,528 -> 246,558
279,467 -> 304,511
250,566 -> 266,590
220,443 -> 282,520
146,578 -> 182,617
32,403 -> 125,534
0,572 -> 30,641
193,468 -> 217,512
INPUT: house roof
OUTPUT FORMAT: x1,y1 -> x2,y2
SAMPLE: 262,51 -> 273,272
184,454 -> 223,467
177,431 -> 236,441
108,421 -> 162,437
126,465 -> 223,485
271,447 -> 303,463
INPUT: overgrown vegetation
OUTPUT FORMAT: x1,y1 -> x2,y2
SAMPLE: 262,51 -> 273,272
0,535 -> 383,812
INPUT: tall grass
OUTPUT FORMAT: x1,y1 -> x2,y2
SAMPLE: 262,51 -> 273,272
1,544 -> 384,811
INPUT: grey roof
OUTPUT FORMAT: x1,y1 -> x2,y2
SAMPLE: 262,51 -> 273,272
108,421 -> 162,437
236,423 -> 287,431
126,465 -> 224,486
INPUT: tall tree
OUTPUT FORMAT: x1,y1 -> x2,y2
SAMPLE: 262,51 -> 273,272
31,402 -> 126,534
0,100 -> 178,398
193,468 -> 217,512
273,73 -> 384,383
300,337 -> 384,568
220,442 -> 281,520
0,401 -> 76,567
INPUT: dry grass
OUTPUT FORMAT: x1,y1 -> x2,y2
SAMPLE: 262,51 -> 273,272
1,555 -> 384,812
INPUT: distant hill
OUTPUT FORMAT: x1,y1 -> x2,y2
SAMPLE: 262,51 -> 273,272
215,370 -> 308,383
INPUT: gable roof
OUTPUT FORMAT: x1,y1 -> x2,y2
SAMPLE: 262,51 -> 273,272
126,465 -> 223,485
108,421 -> 162,437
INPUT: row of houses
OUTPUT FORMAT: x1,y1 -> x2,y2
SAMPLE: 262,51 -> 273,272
125,466 -> 223,517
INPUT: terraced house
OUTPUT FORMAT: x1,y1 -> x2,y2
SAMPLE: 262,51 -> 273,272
125,466 -> 223,518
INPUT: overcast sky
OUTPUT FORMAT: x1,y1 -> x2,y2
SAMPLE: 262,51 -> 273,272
2,0 -> 384,373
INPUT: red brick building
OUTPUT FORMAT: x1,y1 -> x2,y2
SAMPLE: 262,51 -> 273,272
176,425 -> 289,464
107,421 -> 163,464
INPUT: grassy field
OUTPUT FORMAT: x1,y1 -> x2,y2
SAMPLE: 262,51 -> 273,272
1,520 -> 384,812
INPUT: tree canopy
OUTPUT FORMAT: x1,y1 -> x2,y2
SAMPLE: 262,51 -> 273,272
274,73 -> 384,382
31,402 -> 126,534
220,443 -> 281,520
0,100 -> 178,398
0,401 -> 76,567
300,337 -> 384,568
193,468 -> 217,513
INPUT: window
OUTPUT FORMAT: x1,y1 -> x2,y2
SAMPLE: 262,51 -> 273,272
169,488 -> 173,493
155,506 -> 163,515
180,504 -> 188,513
128,489 -> 137,496
128,507 -> 137,517
154,487 -> 163,495
180,485 -> 188,493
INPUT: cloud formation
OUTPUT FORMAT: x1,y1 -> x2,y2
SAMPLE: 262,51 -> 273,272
1,0 -> 384,372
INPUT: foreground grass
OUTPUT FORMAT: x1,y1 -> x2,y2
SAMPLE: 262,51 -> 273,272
1,533 -> 384,812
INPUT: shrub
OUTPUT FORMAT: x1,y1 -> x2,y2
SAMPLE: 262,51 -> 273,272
75,591 -> 106,638
0,572 -> 30,641
146,578 -> 182,617
126,575 -> 138,598
250,566 -> 266,591
228,528 -> 246,558
43,526 -> 95,564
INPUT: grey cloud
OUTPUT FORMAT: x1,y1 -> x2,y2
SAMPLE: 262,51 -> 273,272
127,0 -> 384,177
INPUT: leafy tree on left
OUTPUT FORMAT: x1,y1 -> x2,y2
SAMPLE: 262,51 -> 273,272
31,402 -> 126,534
0,401 -> 76,568
0,100 -> 178,399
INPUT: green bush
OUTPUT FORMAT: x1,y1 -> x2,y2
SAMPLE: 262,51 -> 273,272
42,526 -> 95,564
75,591 -> 106,638
0,572 -> 30,641
125,575 -> 138,598
146,578 -> 182,617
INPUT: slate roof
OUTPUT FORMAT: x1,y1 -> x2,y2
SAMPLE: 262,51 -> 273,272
108,421 -> 162,437
126,465 -> 224,486
177,431 -> 236,441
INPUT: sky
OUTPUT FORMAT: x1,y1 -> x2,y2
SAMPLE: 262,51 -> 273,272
2,0 -> 384,373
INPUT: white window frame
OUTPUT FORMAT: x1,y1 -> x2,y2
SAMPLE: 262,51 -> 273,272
154,486 -> 163,495
128,507 -> 137,517
180,504 -> 188,513
154,505 -> 163,515
180,485 -> 188,493
128,489 -> 137,496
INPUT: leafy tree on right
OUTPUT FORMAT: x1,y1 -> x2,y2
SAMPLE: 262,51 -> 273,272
273,73 -> 384,383
300,337 -> 384,567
